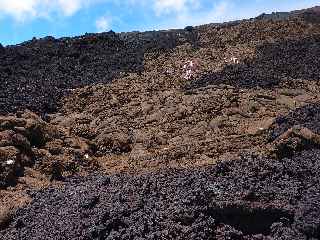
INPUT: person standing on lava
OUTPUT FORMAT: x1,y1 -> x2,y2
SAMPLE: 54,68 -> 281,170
183,59 -> 200,80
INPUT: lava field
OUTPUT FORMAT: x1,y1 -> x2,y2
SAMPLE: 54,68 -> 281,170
0,6 -> 320,240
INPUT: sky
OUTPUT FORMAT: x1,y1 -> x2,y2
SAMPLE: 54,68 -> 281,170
0,0 -> 319,46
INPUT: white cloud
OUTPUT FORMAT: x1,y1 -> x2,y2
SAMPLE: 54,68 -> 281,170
0,0 -> 100,21
95,15 -> 111,32
155,0 -> 231,29
153,0 -> 200,16
0,0 -> 38,20
154,0 -> 187,15
57,0 -> 83,16
0,0 -> 229,24
2,0 -> 318,28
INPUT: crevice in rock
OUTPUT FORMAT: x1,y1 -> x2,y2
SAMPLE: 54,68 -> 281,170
209,204 -> 294,235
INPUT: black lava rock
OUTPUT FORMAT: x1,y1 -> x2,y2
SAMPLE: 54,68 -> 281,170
2,149 -> 320,239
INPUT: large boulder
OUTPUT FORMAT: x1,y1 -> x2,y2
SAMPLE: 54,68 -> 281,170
95,131 -> 132,154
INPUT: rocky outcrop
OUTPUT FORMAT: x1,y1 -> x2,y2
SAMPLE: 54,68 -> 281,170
0,111 -> 97,188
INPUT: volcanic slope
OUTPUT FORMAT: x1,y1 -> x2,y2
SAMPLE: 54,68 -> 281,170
57,11 -> 320,174
1,6 -> 320,240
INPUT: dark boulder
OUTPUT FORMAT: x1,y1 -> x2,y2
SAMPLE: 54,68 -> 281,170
184,25 -> 194,32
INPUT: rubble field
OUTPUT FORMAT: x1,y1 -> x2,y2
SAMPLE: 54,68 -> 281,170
0,6 -> 320,239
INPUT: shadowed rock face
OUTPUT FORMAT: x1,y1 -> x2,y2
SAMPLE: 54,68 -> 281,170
0,33 -> 141,114
186,36 -> 320,90
271,103 -> 320,140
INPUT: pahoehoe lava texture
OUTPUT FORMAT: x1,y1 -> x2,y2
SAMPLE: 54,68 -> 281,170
1,149 -> 320,239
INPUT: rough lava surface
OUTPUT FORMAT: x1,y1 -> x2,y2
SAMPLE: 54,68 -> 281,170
0,6 -> 320,239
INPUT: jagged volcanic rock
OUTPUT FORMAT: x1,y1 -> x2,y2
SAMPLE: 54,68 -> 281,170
0,6 -> 320,240
1,148 -> 320,239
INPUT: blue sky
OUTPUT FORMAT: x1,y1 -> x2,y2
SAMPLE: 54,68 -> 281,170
0,0 -> 319,46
